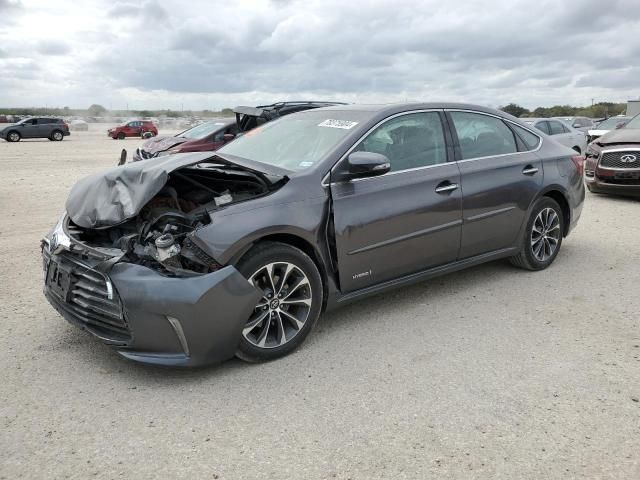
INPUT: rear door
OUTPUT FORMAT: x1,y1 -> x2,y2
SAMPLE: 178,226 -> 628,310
447,110 -> 543,259
330,110 -> 462,292
547,119 -> 575,149
38,118 -> 54,137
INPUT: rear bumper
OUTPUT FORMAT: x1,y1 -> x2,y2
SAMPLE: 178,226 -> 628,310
42,247 -> 262,367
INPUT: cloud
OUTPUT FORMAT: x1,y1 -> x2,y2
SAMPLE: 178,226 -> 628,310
36,40 -> 72,56
1,0 -> 640,108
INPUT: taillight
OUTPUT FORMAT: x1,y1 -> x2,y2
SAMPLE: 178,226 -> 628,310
571,155 -> 585,176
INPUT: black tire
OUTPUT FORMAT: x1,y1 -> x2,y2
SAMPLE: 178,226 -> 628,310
51,130 -> 64,141
509,197 -> 564,271
117,132 -> 125,140
6,131 -> 20,142
234,242 -> 323,362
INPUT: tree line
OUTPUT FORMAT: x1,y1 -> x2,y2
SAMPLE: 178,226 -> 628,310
0,104 -> 235,118
499,102 -> 628,119
2,102 -> 630,120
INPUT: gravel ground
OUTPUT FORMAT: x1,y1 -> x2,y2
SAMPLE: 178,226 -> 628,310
1,128 -> 639,479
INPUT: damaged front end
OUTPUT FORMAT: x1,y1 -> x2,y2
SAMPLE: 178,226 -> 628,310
42,152 -> 283,366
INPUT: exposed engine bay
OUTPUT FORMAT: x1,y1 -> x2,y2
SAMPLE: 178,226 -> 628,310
66,165 -> 280,276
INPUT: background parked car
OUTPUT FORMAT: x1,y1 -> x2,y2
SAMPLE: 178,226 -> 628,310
133,119 -> 237,161
584,113 -> 640,197
520,118 -> 587,153
234,101 -> 347,132
69,119 -> 89,131
586,115 -> 630,143
108,120 -> 158,139
552,116 -> 596,133
0,117 -> 70,142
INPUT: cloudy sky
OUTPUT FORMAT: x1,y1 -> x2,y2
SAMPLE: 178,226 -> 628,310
1,0 -> 640,110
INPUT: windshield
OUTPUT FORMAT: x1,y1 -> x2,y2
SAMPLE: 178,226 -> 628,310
623,114 -> 640,129
218,110 -> 368,172
179,121 -> 228,139
596,117 -> 630,129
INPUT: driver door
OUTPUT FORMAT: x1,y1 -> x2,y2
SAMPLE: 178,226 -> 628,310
127,122 -> 141,137
330,111 -> 462,293
21,118 -> 38,138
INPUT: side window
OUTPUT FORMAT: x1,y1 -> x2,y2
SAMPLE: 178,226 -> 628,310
449,111 -> 517,159
355,112 -> 447,171
534,121 -> 550,135
548,121 -> 566,135
213,129 -> 225,142
511,124 -> 541,151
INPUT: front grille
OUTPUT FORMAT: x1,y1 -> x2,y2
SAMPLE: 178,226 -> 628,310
43,249 -> 131,343
600,151 -> 640,169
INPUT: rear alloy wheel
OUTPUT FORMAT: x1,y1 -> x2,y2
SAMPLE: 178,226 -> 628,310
510,197 -> 564,271
7,131 -> 20,142
235,242 -> 323,362
51,130 -> 64,141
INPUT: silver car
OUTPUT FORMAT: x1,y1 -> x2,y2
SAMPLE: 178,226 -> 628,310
586,115 -> 630,144
520,118 -> 587,154
552,116 -> 596,134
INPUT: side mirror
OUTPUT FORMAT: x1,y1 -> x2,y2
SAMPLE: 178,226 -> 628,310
223,133 -> 236,142
334,151 -> 391,182
615,122 -> 626,129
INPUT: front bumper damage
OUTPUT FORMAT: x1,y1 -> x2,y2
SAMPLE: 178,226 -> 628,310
42,239 -> 262,367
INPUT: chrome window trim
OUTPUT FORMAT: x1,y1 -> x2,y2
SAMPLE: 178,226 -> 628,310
322,108 -> 544,186
323,109 -> 448,186
445,109 -> 543,163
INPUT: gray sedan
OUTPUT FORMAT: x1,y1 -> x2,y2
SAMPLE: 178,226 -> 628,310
520,118 -> 587,154
42,103 -> 585,366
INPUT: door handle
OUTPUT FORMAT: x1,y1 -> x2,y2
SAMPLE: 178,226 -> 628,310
522,166 -> 539,175
435,182 -> 458,194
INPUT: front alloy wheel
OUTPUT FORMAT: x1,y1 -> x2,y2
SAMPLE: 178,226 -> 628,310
235,242 -> 323,362
244,262 -> 312,348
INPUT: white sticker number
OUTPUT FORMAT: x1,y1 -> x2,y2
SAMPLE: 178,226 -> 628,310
318,119 -> 359,129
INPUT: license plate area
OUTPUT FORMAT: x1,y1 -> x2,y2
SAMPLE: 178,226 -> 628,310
46,260 -> 72,301
614,171 -> 640,180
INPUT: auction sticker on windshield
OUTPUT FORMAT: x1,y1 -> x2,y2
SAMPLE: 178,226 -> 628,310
318,119 -> 359,129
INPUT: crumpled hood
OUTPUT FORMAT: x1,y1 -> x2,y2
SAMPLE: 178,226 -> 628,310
596,128 -> 640,145
66,151 -> 289,229
142,135 -> 188,153
66,152 -> 220,229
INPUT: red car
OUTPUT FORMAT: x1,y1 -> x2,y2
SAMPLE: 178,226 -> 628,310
133,119 -> 237,161
108,120 -> 158,140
